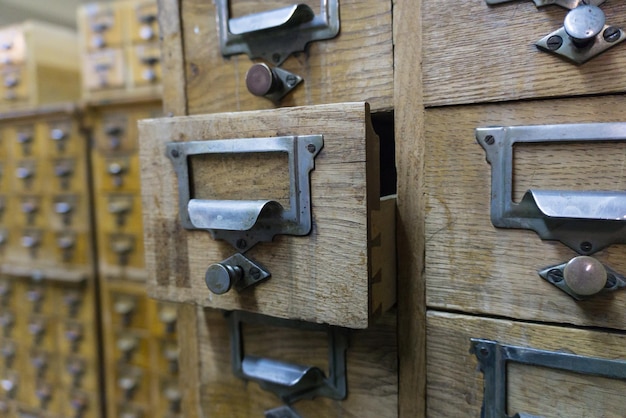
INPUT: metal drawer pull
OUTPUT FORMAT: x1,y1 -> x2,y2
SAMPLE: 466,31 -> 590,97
477,123 -> 626,255
471,338 -> 626,418
217,0 -> 339,65
227,311 -> 347,414
168,135 -> 323,251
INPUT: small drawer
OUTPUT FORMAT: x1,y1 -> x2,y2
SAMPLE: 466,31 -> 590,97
157,377 -> 182,416
53,230 -> 90,266
12,228 -> 47,263
150,302 -> 177,337
25,349 -> 57,381
44,118 -> 81,156
95,113 -> 133,153
139,102 -> 396,328
58,320 -> 94,357
83,48 -> 125,91
128,1 -> 159,43
13,159 -> 39,194
48,157 -> 87,194
114,365 -> 149,404
79,3 -> 125,50
61,390 -> 99,418
14,195 -> 44,228
99,194 -> 142,233
103,232 -> 144,270
0,27 -> 25,65
156,338 -> 179,375
54,284 -> 92,322
62,356 -> 99,392
25,315 -> 55,350
23,282 -> 54,316
11,124 -> 37,158
109,292 -> 147,330
0,310 -> 15,339
0,65 -> 29,104
128,43 -> 161,86
114,331 -> 150,368
30,379 -> 63,414
0,371 -> 19,400
50,194 -> 89,230
92,154 -> 141,193
0,339 -> 18,372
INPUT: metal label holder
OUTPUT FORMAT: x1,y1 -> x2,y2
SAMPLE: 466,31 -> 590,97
471,338 -> 626,418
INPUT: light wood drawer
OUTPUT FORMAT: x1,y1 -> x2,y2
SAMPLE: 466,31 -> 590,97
78,2 -> 125,50
128,43 -> 161,87
127,1 -> 159,44
425,95 -> 626,330
174,0 -> 393,113
82,48 -> 125,92
139,102 -> 396,328
427,311 -> 626,417
423,0 -> 626,106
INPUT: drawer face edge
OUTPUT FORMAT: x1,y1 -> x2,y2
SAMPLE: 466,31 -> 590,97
139,102 -> 391,328
427,311 -> 626,417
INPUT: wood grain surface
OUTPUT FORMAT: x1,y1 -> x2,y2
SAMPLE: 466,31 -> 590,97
139,102 -> 395,328
423,0 -> 626,106
189,308 -> 397,417
425,95 -> 626,330
427,311 -> 626,417
180,0 -> 393,113
394,0 -> 426,416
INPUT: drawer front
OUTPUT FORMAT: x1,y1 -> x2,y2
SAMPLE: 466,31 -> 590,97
128,43 -> 162,86
0,27 -> 25,65
188,308 -> 397,417
79,3 -> 125,50
179,0 -> 393,113
83,48 -> 125,91
427,311 -> 626,417
128,1 -> 159,44
0,65 -> 29,105
139,102 -> 396,328
43,118 -> 83,157
423,1 -> 626,106
92,153 -> 141,193
425,95 -> 626,330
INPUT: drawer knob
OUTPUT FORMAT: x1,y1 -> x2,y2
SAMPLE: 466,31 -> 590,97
114,296 -> 136,327
28,318 -> 46,344
26,286 -> 44,312
205,263 -> 242,295
51,127 -> 67,141
3,74 -> 18,88
66,357 -> 86,387
158,305 -> 177,333
21,200 -> 38,225
245,63 -> 302,101
564,4 -> 605,47
117,335 -> 138,362
1,342 -> 14,367
118,373 -> 139,400
63,291 -> 82,317
1,374 -> 17,398
65,324 -> 84,352
35,382 -> 52,409
31,351 -> 48,377
70,392 -> 88,417
162,342 -> 179,373
563,256 -> 607,296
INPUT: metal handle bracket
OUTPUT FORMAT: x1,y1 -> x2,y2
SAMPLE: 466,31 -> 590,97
216,0 -> 340,65
168,135 -> 323,251
477,123 -> 626,255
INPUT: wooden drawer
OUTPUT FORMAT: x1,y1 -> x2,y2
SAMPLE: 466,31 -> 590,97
425,95 -> 626,330
0,27 -> 25,65
82,48 -> 125,92
427,311 -> 626,417
92,153 -> 141,193
128,1 -> 159,44
139,102 -> 396,328
423,0 -> 626,106
0,65 -> 29,105
184,307 -> 397,417
128,43 -> 161,87
43,118 -> 82,157
78,2 -> 125,50
172,0 -> 393,113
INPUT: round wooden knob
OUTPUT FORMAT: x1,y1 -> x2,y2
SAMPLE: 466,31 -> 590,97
205,264 -> 242,295
245,63 -> 281,97
564,5 -> 605,45
563,256 -> 607,296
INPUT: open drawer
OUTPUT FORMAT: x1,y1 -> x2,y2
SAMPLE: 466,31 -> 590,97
138,102 -> 395,328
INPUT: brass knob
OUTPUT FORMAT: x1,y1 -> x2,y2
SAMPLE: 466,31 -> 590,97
564,5 -> 606,47
205,263 -> 242,295
563,256 -> 607,296
245,63 -> 281,97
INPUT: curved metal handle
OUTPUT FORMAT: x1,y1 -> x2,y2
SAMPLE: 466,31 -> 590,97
168,135 -> 323,251
477,122 -> 626,255
227,310 -> 347,405
216,0 -> 339,65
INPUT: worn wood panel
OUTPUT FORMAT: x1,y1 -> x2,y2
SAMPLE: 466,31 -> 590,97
140,102 -> 394,328
425,95 -> 626,330
157,0 -> 187,116
394,0 -> 426,415
423,0 -> 626,106
191,308 -> 397,417
427,311 -> 626,417
180,0 -> 393,113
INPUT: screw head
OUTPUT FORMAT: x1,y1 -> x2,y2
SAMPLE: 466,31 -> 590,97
546,35 -> 563,51
580,241 -> 593,253
307,144 -> 317,153
236,239 -> 247,250
170,149 -> 179,158
484,135 -> 495,145
249,267 -> 261,281
603,26 -> 621,43
285,74 -> 298,87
